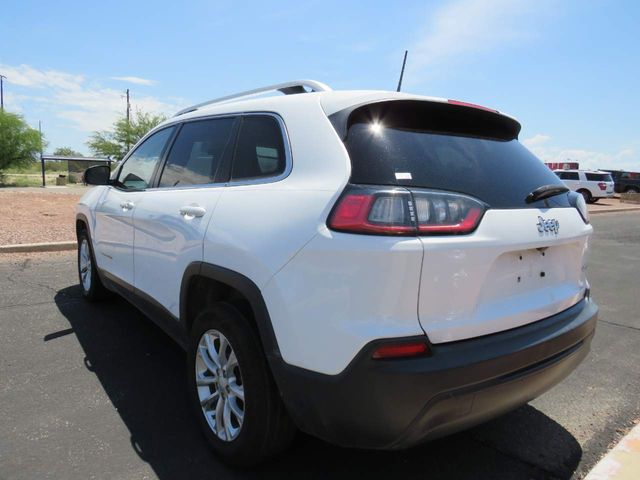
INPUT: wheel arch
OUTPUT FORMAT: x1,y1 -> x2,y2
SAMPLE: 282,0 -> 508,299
180,262 -> 282,361
76,213 -> 91,239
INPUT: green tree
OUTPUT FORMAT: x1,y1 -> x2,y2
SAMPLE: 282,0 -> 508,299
87,110 -> 166,160
53,147 -> 83,157
0,111 -> 44,171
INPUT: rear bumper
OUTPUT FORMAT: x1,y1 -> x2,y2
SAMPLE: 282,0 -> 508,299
271,298 -> 597,449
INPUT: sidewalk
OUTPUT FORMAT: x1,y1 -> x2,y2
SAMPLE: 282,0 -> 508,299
585,422 -> 640,480
588,197 -> 640,214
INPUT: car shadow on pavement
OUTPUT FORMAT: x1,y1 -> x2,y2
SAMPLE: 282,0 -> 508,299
54,285 -> 582,480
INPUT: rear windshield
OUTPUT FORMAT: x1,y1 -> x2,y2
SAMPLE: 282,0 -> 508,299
585,173 -> 613,182
339,101 -> 570,209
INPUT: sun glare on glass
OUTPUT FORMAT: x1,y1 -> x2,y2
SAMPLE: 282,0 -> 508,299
369,122 -> 383,135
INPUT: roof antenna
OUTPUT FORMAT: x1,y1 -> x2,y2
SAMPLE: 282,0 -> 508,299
396,50 -> 408,92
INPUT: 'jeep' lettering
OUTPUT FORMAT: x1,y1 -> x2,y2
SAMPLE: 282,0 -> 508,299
537,216 -> 560,235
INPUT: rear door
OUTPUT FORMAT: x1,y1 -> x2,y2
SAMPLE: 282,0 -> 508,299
341,100 -> 592,343
93,126 -> 175,286
132,116 -> 238,317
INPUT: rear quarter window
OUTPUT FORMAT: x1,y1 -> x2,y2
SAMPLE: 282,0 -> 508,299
231,116 -> 286,181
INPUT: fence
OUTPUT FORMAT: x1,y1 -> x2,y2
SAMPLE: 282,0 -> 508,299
39,156 -> 113,187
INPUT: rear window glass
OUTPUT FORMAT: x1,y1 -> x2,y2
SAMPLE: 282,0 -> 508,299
585,173 -> 612,182
341,102 -> 568,209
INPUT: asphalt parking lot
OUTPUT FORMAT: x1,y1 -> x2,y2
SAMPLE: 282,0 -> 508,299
1,212 -> 639,480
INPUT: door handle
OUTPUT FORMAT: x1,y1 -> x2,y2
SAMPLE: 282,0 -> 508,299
179,205 -> 206,218
120,201 -> 134,211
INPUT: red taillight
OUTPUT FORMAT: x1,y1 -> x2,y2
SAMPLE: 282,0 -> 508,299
328,190 -> 416,235
447,99 -> 498,113
417,207 -> 483,234
328,185 -> 486,236
372,340 -> 430,359
598,182 -> 607,191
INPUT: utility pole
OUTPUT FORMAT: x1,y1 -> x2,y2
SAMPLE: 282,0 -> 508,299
396,50 -> 408,92
126,88 -> 131,124
0,74 -> 6,111
125,88 -> 131,151
39,121 -> 46,188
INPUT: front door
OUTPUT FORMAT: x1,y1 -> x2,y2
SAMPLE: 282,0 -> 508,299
93,126 -> 176,287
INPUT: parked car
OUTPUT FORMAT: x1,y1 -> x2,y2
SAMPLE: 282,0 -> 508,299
600,169 -> 640,194
554,169 -> 615,203
76,80 -> 598,466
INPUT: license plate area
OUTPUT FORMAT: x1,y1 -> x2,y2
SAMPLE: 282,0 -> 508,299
479,245 -> 579,303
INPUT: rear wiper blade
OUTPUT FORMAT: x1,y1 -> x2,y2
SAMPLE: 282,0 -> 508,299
525,184 -> 569,204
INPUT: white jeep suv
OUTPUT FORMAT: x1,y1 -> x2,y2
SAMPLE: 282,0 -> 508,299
554,169 -> 615,203
76,80 -> 598,466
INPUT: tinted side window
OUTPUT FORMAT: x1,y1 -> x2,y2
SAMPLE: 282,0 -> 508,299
562,172 -> 579,180
231,116 -> 286,181
585,173 -> 611,182
159,118 -> 236,188
118,127 -> 175,190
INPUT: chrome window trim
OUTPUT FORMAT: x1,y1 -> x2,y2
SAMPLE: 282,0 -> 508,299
139,111 -> 292,192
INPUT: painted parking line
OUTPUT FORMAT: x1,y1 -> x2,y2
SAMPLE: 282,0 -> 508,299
584,422 -> 640,480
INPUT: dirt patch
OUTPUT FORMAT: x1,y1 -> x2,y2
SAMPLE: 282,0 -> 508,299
0,191 -> 81,246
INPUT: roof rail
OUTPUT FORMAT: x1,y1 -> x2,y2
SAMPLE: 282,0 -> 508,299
175,79 -> 332,116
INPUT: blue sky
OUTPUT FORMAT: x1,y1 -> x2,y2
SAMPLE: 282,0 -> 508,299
1,0 -> 638,169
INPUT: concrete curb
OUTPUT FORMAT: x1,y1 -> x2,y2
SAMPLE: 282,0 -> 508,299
590,207 -> 640,215
584,421 -> 640,479
0,241 -> 77,253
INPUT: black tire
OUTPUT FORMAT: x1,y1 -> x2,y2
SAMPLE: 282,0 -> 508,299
77,229 -> 108,301
578,189 -> 593,204
187,303 -> 295,467
626,187 -> 639,194
591,198 -> 599,203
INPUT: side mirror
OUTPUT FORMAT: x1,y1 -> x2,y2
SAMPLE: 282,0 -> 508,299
84,165 -> 111,185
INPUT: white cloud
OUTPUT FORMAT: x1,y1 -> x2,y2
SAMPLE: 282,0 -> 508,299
407,0 -> 546,81
1,63 -> 183,134
110,76 -> 157,86
522,134 -> 639,171
0,63 -> 84,90
522,134 -> 551,148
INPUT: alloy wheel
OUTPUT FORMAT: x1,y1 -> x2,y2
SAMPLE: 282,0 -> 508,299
79,239 -> 92,292
195,329 -> 245,442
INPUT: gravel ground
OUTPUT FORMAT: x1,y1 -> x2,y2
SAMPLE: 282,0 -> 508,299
0,191 -> 81,245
